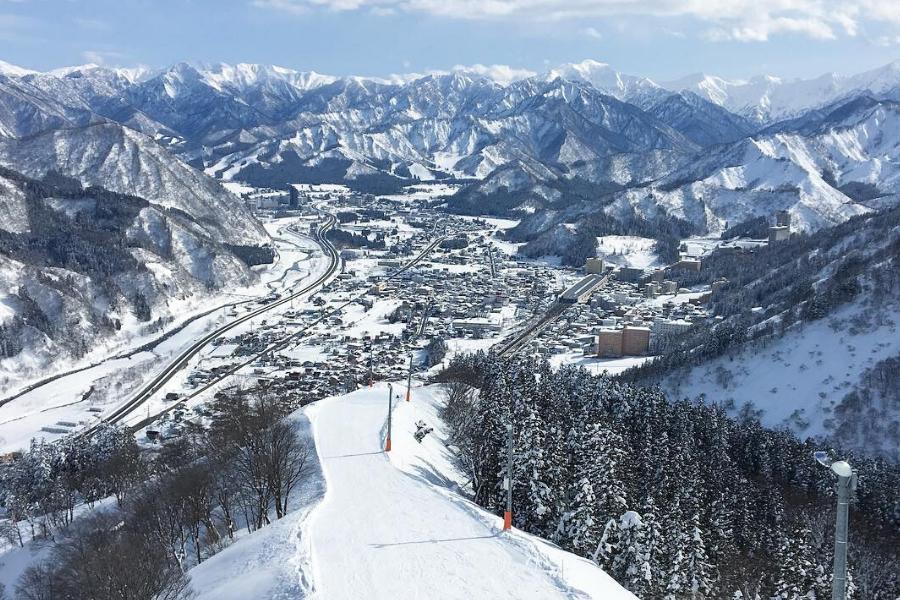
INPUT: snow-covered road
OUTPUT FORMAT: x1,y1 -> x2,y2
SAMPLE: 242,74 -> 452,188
304,384 -> 632,600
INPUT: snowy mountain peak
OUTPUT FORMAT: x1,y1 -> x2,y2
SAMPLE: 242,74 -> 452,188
197,62 -> 337,92
662,60 -> 900,124
46,63 -> 102,78
544,60 -> 660,100
0,59 -> 37,77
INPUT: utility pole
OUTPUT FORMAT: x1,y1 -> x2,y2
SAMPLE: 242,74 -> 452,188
504,421 -> 514,531
406,351 -> 413,402
385,384 -> 393,452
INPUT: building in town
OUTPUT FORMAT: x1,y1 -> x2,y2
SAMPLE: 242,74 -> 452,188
768,226 -> 790,243
585,257 -> 605,274
597,325 -> 651,357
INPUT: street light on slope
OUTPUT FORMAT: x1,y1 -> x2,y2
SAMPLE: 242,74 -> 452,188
814,451 -> 858,600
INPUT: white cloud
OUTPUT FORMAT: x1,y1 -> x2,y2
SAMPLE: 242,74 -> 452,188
250,0 -> 900,42
580,26 -> 602,39
383,63 -> 535,86
81,50 -> 127,66
251,0 -> 310,15
451,63 -> 536,85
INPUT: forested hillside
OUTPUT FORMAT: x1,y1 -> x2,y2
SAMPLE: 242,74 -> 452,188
0,168 -> 269,382
620,204 -> 900,456
438,353 -> 900,600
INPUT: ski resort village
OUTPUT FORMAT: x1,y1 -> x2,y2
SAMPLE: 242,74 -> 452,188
0,39 -> 898,600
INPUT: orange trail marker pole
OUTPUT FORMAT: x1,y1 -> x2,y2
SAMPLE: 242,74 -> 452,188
385,384 -> 393,452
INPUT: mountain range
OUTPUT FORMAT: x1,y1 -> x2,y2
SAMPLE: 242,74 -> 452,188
1,57 -> 900,366
3,58 -> 898,229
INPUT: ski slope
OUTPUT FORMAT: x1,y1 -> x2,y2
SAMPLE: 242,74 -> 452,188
191,384 -> 633,600
306,384 -> 633,600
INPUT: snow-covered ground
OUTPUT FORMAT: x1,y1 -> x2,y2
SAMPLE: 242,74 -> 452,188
661,300 -> 899,446
595,236 -> 661,269
0,217 -> 328,452
378,183 -> 462,203
192,383 -> 633,600
549,353 -> 653,374
190,411 -> 325,600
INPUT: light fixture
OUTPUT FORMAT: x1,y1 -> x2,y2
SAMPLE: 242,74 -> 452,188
813,451 -> 856,600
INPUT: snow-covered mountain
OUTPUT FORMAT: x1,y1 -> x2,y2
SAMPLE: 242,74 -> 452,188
605,97 -> 900,233
3,57 -> 900,240
458,94 -> 900,260
543,59 -> 667,107
0,121 -> 267,245
646,91 -> 755,147
0,164 -> 267,378
663,61 -> 900,125
0,106 -> 270,375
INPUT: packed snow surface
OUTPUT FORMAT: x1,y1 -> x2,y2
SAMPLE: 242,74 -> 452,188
191,384 -> 634,600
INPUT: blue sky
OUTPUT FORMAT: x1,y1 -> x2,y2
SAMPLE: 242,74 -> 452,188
2,0 -> 900,81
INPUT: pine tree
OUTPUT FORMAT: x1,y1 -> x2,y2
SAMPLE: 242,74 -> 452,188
565,422 -> 627,554
642,497 -> 667,600
683,511 -> 714,600
592,517 -> 619,569
614,511 -> 654,599
668,507 -> 714,600
775,520 -> 818,600
515,405 -> 556,536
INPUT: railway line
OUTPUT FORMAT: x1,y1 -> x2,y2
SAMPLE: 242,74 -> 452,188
84,213 -> 341,435
125,223 -> 450,432
495,301 -> 568,359
494,274 -> 610,359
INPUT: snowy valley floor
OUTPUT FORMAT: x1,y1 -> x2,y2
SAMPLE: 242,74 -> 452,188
192,383 -> 634,600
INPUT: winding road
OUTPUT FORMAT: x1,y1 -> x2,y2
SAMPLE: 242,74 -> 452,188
85,213 -> 341,434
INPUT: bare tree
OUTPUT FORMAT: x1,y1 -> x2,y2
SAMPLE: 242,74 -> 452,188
48,511 -> 193,600
263,420 -> 310,519
15,561 -> 60,600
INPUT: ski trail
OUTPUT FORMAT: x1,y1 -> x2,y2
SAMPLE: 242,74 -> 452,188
303,383 -> 586,600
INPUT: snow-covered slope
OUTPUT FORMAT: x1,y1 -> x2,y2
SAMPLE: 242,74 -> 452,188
661,299 -> 900,457
192,384 -> 634,600
663,61 -> 900,125
0,122 -> 267,245
0,167 -> 264,381
634,202 -> 900,457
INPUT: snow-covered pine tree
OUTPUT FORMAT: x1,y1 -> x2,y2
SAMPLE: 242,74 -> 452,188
642,497 -> 667,600
774,519 -> 818,600
668,494 -> 714,600
613,510 -> 654,599
683,510 -> 714,600
514,405 -> 556,535
564,422 -> 626,554
592,516 -> 619,569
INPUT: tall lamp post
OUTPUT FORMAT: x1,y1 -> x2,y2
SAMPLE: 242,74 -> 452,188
814,451 -> 858,600
405,351 -> 413,402
503,422 -> 514,531
385,384 -> 394,452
